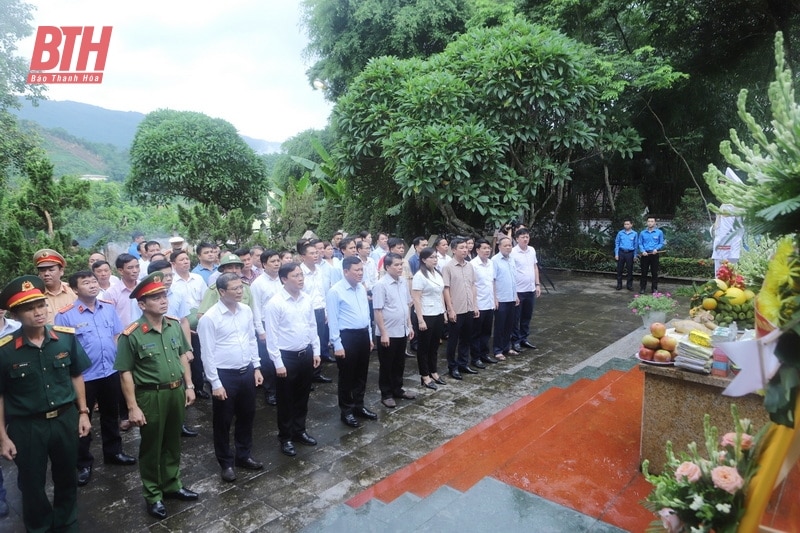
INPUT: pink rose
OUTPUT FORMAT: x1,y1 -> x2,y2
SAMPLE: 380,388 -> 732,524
675,461 -> 702,483
711,465 -> 744,494
721,432 -> 753,450
659,508 -> 683,533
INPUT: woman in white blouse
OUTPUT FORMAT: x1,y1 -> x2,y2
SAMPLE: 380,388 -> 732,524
411,248 -> 447,390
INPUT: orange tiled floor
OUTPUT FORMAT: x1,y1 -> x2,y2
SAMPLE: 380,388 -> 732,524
348,366 -> 800,532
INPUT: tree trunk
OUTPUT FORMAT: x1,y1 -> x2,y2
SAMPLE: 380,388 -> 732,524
603,158 -> 615,212
434,198 -> 479,235
44,209 -> 53,237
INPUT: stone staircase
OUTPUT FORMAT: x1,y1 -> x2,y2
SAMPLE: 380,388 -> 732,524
302,358 -> 647,533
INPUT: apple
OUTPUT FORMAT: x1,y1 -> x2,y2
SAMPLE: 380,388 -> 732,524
650,322 -> 667,339
654,349 -> 672,362
660,335 -> 678,352
639,345 -> 655,361
642,334 -> 661,350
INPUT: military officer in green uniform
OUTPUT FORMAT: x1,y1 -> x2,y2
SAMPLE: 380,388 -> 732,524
114,272 -> 199,520
0,275 -> 92,533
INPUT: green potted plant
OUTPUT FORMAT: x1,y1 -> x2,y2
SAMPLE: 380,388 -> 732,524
629,291 -> 678,327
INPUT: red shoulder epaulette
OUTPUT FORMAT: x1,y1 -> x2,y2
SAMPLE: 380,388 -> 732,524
122,322 -> 140,336
57,303 -> 75,314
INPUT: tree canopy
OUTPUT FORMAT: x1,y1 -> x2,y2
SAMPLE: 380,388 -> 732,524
301,0 -> 473,100
126,109 -> 268,212
333,18 -> 681,234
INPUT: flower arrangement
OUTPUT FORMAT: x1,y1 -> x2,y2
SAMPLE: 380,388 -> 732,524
628,291 -> 679,315
642,405 -> 766,533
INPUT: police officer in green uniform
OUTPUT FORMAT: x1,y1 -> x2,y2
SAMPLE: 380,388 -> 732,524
114,272 -> 198,520
0,275 -> 92,533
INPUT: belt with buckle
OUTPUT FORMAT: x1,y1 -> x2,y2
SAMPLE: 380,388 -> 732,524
620,249 -> 634,253
218,365 -> 253,375
280,346 -> 310,357
39,403 -> 72,420
136,380 -> 182,391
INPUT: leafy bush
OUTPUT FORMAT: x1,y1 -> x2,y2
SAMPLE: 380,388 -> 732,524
669,189 -> 712,259
658,257 -> 715,278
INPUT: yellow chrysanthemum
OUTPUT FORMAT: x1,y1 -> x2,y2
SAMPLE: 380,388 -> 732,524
756,289 -> 782,325
762,236 -> 796,294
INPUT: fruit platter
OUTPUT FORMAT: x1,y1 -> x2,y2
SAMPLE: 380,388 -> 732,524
636,322 -> 680,365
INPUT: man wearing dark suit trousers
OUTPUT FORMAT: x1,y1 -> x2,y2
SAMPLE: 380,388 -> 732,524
198,273 -> 264,483
327,256 -> 377,428
265,263 -> 321,457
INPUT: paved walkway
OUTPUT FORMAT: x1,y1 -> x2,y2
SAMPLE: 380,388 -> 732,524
0,272 -> 657,532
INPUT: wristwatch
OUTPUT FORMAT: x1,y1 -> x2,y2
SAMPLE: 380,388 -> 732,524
78,407 -> 90,415
185,384 -> 195,390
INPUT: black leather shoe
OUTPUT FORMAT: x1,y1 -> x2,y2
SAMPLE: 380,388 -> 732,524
104,452 -> 136,466
294,432 -> 317,446
521,340 -> 537,350
312,375 -> 332,383
195,389 -> 210,399
627,286 -> 634,291
471,360 -> 486,369
221,467 -> 236,482
181,424 -> 198,437
77,466 -> 92,486
341,414 -> 361,428
512,343 -> 522,352
164,487 -> 198,501
354,407 -> 378,420
235,457 -> 263,470
266,395 -> 277,406
432,375 -> 446,385
460,366 -> 479,374
448,369 -> 462,380
481,355 -> 499,364
281,441 -> 297,457
146,500 -> 167,520
421,378 -> 437,390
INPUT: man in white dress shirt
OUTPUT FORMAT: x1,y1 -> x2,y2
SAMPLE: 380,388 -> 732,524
265,263 -> 321,457
251,249 -> 283,405
510,228 -> 541,352
198,273 -> 264,482
470,239 -> 499,367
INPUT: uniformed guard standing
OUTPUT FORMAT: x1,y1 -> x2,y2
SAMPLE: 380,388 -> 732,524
0,275 -> 92,532
114,272 -> 199,520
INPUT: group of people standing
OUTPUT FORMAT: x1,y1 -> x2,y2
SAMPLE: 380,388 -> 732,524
614,216 -> 665,293
0,226 -> 545,530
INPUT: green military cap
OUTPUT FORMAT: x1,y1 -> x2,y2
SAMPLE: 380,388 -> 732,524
219,253 -> 244,267
130,272 -> 168,301
33,248 -> 66,268
0,275 -> 48,310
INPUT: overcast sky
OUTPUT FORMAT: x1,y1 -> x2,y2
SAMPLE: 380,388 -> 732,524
18,0 -> 333,143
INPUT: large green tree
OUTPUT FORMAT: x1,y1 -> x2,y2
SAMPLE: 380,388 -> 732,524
301,0 -> 473,100
126,109 -> 268,212
333,19 -> 680,235
520,0 -> 800,214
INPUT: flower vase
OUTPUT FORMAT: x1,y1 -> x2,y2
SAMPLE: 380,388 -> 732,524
641,311 -> 666,328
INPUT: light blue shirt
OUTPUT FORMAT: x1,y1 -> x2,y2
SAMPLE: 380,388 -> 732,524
639,228 -> 665,254
326,278 -> 372,351
615,230 -> 638,256
492,252 -> 517,303
192,263 -> 217,285
167,287 -> 190,319
55,299 -> 122,381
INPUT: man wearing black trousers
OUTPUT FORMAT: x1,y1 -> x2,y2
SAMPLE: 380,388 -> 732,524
265,263 -> 321,456
198,273 -> 263,482
374,253 -> 416,408
327,257 -> 376,428
442,238 -> 480,380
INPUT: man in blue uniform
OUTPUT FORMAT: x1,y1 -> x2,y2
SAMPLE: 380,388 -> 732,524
55,270 -> 136,487
639,216 -> 666,293
0,275 -> 92,532
614,218 -> 638,291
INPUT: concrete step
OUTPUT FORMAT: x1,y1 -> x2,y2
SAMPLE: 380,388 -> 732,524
384,486 -> 463,532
